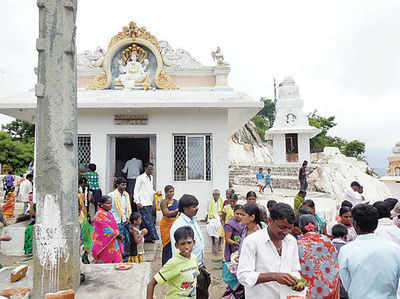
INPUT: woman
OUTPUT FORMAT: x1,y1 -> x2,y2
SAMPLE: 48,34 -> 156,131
327,206 -> 357,242
223,204 -> 244,262
159,185 -> 178,265
300,199 -> 327,235
223,188 -> 235,206
206,189 -> 224,254
222,194 -> 238,226
2,186 -> 16,218
239,202 -> 266,252
78,185 -> 93,264
92,195 -> 124,264
297,214 -> 340,299
245,191 -> 268,224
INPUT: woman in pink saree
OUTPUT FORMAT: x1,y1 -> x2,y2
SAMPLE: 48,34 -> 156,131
92,196 -> 124,263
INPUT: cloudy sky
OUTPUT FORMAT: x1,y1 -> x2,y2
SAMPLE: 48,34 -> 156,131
1,0 -> 399,173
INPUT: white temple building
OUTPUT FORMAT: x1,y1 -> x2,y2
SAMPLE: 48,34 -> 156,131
379,141 -> 400,199
265,77 -> 320,164
0,21 -> 262,216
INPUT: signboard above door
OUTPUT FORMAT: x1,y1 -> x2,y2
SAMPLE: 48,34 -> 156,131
114,114 -> 148,125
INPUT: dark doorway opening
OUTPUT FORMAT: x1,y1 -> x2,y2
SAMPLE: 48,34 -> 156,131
285,133 -> 299,162
115,138 -> 150,178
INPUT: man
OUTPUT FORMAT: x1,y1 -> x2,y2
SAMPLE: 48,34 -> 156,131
18,173 -> 33,215
170,194 -> 209,299
122,156 -> 143,202
108,177 -> 132,261
298,161 -> 309,192
373,201 -> 400,246
83,163 -> 102,211
339,204 -> 400,299
343,181 -> 363,206
3,170 -> 15,198
237,203 -> 304,298
134,162 -> 159,242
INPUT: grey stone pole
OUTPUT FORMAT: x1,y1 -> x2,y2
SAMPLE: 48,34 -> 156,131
33,0 -> 80,297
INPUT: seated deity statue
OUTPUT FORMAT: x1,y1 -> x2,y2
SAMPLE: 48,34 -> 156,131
119,54 -> 148,89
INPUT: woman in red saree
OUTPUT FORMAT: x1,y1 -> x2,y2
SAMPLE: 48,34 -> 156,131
297,214 -> 340,299
92,196 -> 124,264
2,187 -> 16,218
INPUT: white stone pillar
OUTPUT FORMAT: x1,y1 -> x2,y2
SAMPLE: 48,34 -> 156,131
273,135 -> 286,164
33,0 -> 80,297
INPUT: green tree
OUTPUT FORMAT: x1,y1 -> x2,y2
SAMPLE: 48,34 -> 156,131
343,140 -> 365,160
2,120 -> 35,143
0,132 -> 34,174
251,98 -> 275,141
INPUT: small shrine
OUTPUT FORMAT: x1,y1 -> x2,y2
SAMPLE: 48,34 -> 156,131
265,77 -> 320,164
387,142 -> 400,176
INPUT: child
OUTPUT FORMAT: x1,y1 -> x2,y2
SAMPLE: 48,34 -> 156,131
147,226 -> 199,299
331,224 -> 349,299
223,204 -> 244,262
221,194 -> 238,226
128,212 -> 148,263
262,168 -> 273,193
256,168 -> 264,193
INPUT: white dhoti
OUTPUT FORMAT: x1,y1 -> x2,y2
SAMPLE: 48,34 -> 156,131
207,218 -> 222,238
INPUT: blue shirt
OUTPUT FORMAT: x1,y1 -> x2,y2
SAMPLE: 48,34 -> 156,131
108,190 -> 129,223
170,213 -> 204,267
256,173 -> 264,180
264,173 -> 271,183
339,233 -> 400,299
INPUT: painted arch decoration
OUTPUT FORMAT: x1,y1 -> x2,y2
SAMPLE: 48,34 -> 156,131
88,21 -> 178,90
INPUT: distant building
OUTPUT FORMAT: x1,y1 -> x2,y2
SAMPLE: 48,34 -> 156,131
379,141 -> 400,198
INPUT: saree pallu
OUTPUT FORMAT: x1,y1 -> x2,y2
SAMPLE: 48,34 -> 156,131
298,232 -> 340,299
160,217 -> 176,265
92,208 -> 124,264
2,192 -> 15,218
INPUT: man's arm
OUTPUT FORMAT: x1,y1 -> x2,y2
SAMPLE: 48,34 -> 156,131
237,237 -> 261,288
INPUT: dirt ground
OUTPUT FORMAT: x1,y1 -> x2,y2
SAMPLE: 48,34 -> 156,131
151,246 -> 226,298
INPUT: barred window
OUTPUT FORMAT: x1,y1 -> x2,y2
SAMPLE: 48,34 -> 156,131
174,135 -> 211,181
78,135 -> 91,166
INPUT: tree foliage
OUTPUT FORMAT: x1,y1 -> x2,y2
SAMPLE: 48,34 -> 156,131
2,120 -> 35,143
0,131 -> 34,174
251,98 -> 275,140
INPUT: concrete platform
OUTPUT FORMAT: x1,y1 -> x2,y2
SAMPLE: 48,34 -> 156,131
77,263 -> 152,299
0,221 -> 29,256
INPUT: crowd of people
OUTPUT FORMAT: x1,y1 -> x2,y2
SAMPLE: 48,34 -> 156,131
2,160 -> 400,299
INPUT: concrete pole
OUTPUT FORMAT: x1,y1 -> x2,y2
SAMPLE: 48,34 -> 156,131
33,0 -> 80,297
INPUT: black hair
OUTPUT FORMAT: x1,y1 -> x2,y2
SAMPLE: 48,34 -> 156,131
144,162 -> 154,169
302,161 -> 308,166
246,191 -> 257,199
174,226 -> 194,243
8,170 -> 12,174
234,204 -> 244,212
384,198 -> 398,211
267,200 -> 277,210
351,204 -> 378,233
164,185 -> 174,194
339,206 -> 352,216
267,168 -> 271,171
88,163 -> 96,171
19,174 -> 24,178
98,195 -> 111,206
351,181 -> 361,188
270,203 -> 296,224
332,223 -> 348,238
78,177 -> 88,186
26,173 -> 33,180
230,194 -> 239,201
372,201 -> 391,219
178,194 -> 199,213
301,199 -> 315,209
258,167 -> 263,171
242,203 -> 261,226
130,212 -> 142,223
116,177 -> 127,185
341,200 -> 353,209
299,214 -> 318,234
298,208 -> 313,216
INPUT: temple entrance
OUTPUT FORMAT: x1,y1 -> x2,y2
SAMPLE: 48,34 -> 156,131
285,133 -> 299,162
107,135 -> 156,191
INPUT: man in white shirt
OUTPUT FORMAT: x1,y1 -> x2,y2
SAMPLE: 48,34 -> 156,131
373,201 -> 400,246
108,177 -> 132,261
237,203 -> 304,299
134,162 -> 159,242
122,157 -> 143,203
343,181 -> 363,207
19,173 -> 33,215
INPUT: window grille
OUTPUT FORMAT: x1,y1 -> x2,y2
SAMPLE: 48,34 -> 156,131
173,135 -> 211,181
78,135 -> 91,166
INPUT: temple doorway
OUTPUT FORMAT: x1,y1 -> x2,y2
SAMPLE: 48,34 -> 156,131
285,133 -> 299,162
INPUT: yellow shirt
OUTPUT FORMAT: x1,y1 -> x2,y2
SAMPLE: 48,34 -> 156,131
154,253 -> 199,298
223,205 -> 235,223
